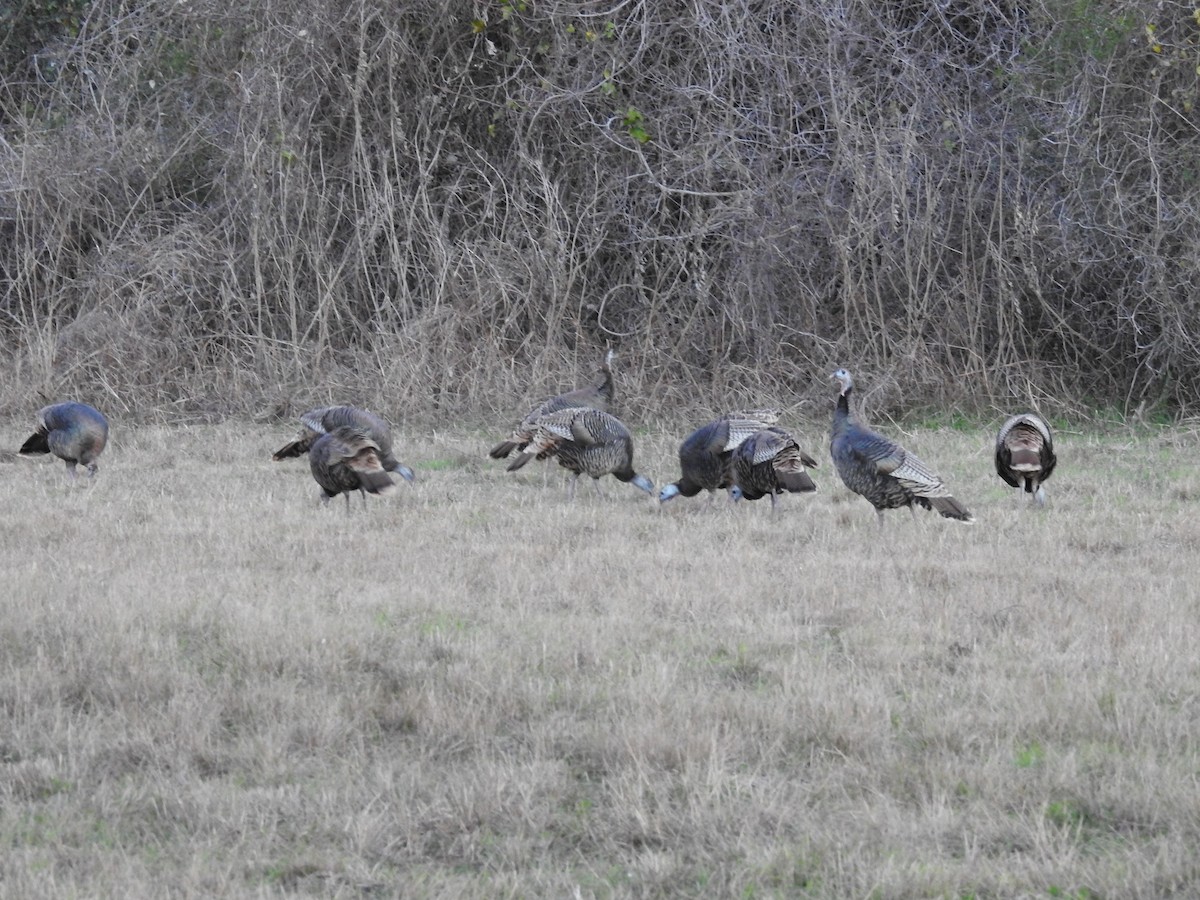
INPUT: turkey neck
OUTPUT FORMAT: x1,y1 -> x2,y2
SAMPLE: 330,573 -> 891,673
833,385 -> 854,431
596,362 -> 615,403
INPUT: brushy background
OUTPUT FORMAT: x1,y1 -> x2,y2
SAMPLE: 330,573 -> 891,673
3,0 -> 1198,425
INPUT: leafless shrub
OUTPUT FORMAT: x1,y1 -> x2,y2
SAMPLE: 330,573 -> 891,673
2,0 -> 1198,422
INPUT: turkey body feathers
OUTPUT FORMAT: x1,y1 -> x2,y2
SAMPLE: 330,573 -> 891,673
995,413 -> 1056,505
274,406 -> 414,482
505,407 -> 653,497
309,426 -> 396,506
489,350 -> 616,459
830,370 -> 973,523
19,402 -> 110,478
658,410 -> 781,503
731,427 -> 819,505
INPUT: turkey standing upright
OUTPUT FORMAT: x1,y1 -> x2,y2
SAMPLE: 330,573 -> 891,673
995,413 -> 1056,506
829,369 -> 973,524
19,402 -> 110,480
273,406 -> 415,483
730,426 -> 819,509
309,426 -> 396,507
505,406 -> 653,499
489,349 -> 616,460
658,410 -> 781,504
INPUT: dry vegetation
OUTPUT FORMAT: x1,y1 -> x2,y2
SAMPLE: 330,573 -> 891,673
3,0 -> 1200,420
4,0 -> 1200,893
2,1 -> 1200,897
3,417 -> 1200,898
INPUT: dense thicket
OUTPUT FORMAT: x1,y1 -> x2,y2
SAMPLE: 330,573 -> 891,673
1,0 -> 1197,423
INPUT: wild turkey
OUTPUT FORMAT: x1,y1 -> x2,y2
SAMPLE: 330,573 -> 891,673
830,369 -> 973,524
489,349 -> 616,460
995,412 -> 1056,506
505,406 -> 653,499
274,406 -> 415,483
309,426 -> 396,507
730,426 -> 820,509
19,402 -> 109,480
658,409 -> 781,504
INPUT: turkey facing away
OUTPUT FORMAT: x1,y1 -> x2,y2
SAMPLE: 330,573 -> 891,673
658,409 -> 782,504
309,426 -> 396,506
489,349 -> 616,460
274,406 -> 415,483
19,402 -> 110,480
995,412 -> 1056,506
830,369 -> 973,524
505,406 -> 654,499
730,426 -> 819,509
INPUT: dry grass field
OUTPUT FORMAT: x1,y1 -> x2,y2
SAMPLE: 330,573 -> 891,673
2,416 -> 1199,898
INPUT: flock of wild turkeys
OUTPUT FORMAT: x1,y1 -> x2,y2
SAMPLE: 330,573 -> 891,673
17,352 -> 1057,522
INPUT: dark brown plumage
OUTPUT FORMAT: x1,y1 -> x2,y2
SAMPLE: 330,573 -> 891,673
274,406 -> 414,483
730,426 -> 819,509
658,410 -> 781,504
995,413 -> 1056,506
505,406 -> 653,499
830,369 -> 973,524
309,426 -> 396,507
19,402 -> 110,480
489,349 -> 616,460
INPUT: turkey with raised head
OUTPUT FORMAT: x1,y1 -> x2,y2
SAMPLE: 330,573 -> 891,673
658,409 -> 781,504
309,426 -> 396,507
489,349 -> 616,460
274,405 -> 415,483
19,402 -> 110,480
830,369 -> 973,524
730,426 -> 819,509
995,412 -> 1056,506
505,406 -> 653,499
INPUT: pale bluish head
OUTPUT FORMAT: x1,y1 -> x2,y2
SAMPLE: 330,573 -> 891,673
730,485 -> 745,502
658,483 -> 681,503
831,368 -> 853,395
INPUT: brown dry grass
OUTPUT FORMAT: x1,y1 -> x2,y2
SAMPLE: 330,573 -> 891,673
2,418 -> 1199,898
